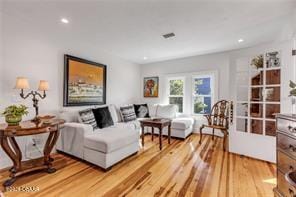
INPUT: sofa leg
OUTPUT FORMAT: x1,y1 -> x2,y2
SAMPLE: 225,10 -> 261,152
212,128 -> 215,140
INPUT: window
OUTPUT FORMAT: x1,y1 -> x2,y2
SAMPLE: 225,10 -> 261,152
192,75 -> 214,114
168,78 -> 184,113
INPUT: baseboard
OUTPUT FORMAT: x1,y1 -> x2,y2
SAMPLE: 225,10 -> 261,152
0,158 -> 12,170
0,148 -> 56,170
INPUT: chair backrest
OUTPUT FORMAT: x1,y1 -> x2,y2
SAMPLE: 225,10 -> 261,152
209,100 -> 231,129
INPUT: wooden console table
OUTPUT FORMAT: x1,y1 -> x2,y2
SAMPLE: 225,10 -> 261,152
140,119 -> 171,150
0,119 -> 65,187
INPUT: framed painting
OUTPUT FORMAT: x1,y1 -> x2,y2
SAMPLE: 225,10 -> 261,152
63,55 -> 107,106
143,76 -> 159,97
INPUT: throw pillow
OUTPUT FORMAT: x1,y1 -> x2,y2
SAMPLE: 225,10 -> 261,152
120,105 -> 137,122
92,107 -> 114,129
134,104 -> 150,118
78,109 -> 97,129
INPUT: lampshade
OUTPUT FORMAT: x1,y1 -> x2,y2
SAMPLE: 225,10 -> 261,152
38,80 -> 49,91
15,77 -> 30,89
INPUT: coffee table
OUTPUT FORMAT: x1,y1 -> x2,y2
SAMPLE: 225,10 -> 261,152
139,118 -> 172,150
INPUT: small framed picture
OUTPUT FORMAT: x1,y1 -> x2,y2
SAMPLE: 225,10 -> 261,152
143,77 -> 159,97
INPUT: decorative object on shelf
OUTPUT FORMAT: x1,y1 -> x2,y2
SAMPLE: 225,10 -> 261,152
15,77 -> 49,120
143,76 -> 159,97
1,104 -> 28,126
266,51 -> 280,68
250,55 -> 263,69
289,80 -> 296,114
64,55 -> 107,106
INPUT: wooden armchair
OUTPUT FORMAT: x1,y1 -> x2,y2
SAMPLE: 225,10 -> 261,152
199,100 -> 233,151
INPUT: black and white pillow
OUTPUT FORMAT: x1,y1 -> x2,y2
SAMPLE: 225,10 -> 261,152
120,105 -> 137,122
134,104 -> 150,118
78,109 -> 97,129
92,107 -> 114,129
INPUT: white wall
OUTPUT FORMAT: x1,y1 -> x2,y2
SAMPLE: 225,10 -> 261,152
141,52 -> 230,103
0,10 -> 141,169
0,0 -> 3,114
140,39 -> 294,162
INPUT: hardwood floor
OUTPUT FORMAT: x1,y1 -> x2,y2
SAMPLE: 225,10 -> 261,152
0,134 -> 276,197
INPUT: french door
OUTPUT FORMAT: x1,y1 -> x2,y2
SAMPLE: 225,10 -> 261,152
230,51 -> 281,162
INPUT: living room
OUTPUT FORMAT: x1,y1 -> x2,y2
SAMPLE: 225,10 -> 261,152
0,0 -> 296,196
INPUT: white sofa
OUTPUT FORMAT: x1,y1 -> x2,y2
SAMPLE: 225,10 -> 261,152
146,104 -> 194,139
56,104 -> 194,170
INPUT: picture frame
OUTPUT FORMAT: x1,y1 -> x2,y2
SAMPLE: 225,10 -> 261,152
143,76 -> 159,97
63,54 -> 107,106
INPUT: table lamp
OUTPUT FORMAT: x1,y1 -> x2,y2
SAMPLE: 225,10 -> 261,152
15,77 -> 49,120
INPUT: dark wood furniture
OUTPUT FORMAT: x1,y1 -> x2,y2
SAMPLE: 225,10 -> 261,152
274,114 -> 296,196
139,119 -> 172,150
0,119 -> 65,187
199,100 -> 232,151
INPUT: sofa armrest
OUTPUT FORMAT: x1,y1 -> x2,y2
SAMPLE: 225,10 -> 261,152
62,122 -> 94,136
56,123 -> 94,158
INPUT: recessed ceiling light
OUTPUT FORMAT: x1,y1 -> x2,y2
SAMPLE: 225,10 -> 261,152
143,57 -> 147,60
238,39 -> 244,43
61,18 -> 69,24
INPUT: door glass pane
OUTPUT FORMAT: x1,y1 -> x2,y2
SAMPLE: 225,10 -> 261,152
266,104 -> 280,119
250,55 -> 264,70
250,70 -> 263,86
266,70 -> 280,85
237,118 -> 248,132
266,51 -> 280,68
265,87 -> 280,102
236,72 -> 249,86
251,87 -> 263,102
250,103 -> 263,118
237,87 -> 248,101
169,97 -> 183,113
251,119 -> 263,135
266,121 -> 276,136
193,96 -> 211,114
237,103 -> 248,117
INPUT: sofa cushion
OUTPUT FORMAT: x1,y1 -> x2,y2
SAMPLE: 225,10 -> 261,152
156,104 -> 177,119
120,105 -> 137,122
148,104 -> 158,117
171,117 -> 194,130
78,108 -> 97,129
84,128 -> 139,153
92,107 -> 114,129
114,121 -> 141,132
134,104 -> 150,118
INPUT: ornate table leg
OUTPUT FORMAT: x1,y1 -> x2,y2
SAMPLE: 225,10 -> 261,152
141,125 -> 145,147
151,127 -> 154,141
0,136 -> 21,187
43,126 -> 60,173
159,126 -> 162,150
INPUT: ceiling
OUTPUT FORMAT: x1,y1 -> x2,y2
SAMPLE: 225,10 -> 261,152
2,0 -> 296,64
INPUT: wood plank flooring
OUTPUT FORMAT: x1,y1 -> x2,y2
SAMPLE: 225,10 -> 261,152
0,134 -> 276,197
